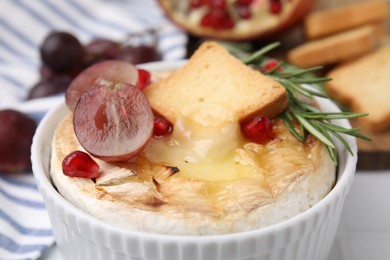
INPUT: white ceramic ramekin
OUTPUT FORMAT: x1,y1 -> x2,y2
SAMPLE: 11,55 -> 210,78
31,61 -> 357,260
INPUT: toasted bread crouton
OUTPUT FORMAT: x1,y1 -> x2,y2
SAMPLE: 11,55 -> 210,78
326,45 -> 390,132
304,0 -> 389,39
288,24 -> 383,68
144,42 -> 288,124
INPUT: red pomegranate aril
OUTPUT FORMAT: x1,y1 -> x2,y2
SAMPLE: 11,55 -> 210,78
211,0 -> 226,9
237,5 -> 252,19
203,0 -> 212,6
201,10 -> 223,28
270,0 -> 282,14
190,0 -> 204,8
200,9 -> 234,29
236,0 -> 253,5
200,12 -> 213,27
241,116 -> 274,144
262,59 -> 283,73
153,115 -> 173,138
223,16 -> 234,29
137,69 -> 151,91
62,151 -> 100,178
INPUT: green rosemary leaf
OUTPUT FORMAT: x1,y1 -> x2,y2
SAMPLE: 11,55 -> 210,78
219,41 -> 252,60
296,102 -> 321,113
297,112 -> 369,120
279,66 -> 323,77
324,142 -> 338,165
276,78 -> 314,98
319,122 -> 361,134
331,131 -> 354,155
280,111 -> 305,142
315,124 -> 338,164
289,96 -> 320,113
242,42 -> 280,64
290,77 -> 331,84
294,114 -> 335,148
343,130 -> 372,141
300,87 -> 329,98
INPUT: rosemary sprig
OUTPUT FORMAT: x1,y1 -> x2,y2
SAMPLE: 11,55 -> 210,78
228,42 -> 371,165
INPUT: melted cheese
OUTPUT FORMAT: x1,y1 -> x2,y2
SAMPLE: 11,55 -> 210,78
144,104 -> 257,182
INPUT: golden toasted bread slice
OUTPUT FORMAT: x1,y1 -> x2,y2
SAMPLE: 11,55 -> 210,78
144,41 -> 288,123
304,0 -> 389,39
288,24 -> 383,68
326,45 -> 390,132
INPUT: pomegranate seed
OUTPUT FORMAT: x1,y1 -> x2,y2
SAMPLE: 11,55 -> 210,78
200,11 -> 213,27
261,59 -> 283,73
190,0 -> 204,8
137,69 -> 151,91
203,0 -> 212,6
200,9 -> 234,30
241,116 -> 274,144
236,0 -> 253,5
223,16 -> 234,29
153,115 -> 173,138
237,5 -> 252,19
269,0 -> 282,14
62,151 -> 100,178
211,0 -> 226,9
201,10 -> 221,29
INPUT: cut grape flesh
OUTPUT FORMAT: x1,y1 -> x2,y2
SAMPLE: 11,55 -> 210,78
66,60 -> 139,111
73,82 -> 154,162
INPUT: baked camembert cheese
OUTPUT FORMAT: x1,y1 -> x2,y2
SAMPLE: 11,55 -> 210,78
50,42 -> 335,235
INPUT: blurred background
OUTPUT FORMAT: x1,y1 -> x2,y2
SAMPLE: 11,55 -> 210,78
0,0 -> 389,259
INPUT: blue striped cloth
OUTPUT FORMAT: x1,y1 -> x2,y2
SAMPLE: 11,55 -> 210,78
0,1 -> 188,259
0,175 -> 53,260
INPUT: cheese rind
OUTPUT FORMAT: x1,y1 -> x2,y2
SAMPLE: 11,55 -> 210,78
50,113 -> 335,235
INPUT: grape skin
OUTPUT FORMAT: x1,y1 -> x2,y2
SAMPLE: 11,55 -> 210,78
0,110 -> 37,173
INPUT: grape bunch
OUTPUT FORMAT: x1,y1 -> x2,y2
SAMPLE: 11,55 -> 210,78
28,31 -> 162,100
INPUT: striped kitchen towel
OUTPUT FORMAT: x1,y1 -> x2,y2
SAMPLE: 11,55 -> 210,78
0,0 -> 188,259
0,174 -> 53,260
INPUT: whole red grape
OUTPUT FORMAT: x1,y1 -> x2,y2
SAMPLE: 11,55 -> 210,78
0,110 -> 37,173
27,74 -> 73,100
114,45 -> 161,64
40,31 -> 85,73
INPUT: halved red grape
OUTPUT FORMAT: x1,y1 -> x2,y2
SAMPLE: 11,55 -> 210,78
114,45 -> 161,65
65,60 -> 139,111
62,150 -> 100,178
73,82 -> 154,162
